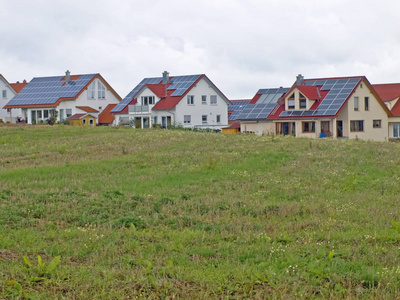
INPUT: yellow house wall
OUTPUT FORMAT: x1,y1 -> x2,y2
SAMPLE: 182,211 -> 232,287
70,119 -> 81,126
240,121 -> 275,135
337,81 -> 388,141
82,115 -> 96,126
284,88 -> 316,110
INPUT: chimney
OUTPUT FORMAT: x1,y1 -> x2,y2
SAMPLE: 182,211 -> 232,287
65,70 -> 71,83
162,71 -> 169,97
23,80 -> 27,83
296,74 -> 304,85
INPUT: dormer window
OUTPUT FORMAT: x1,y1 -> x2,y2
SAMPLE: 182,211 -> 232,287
288,93 -> 295,109
141,96 -> 155,106
299,93 -> 306,109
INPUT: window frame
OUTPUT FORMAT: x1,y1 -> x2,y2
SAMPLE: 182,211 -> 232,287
66,109 -> 72,118
364,97 -> 369,111
354,97 -> 359,111
210,95 -> 217,105
302,121 -> 316,133
350,120 -> 364,132
98,81 -> 106,99
393,123 -> 400,138
187,95 -> 194,105
299,93 -> 306,109
184,115 -> 191,124
216,114 -> 221,123
373,119 -> 381,128
2,90 -> 7,99
202,95 -> 207,105
88,82 -> 96,99
202,115 -> 207,124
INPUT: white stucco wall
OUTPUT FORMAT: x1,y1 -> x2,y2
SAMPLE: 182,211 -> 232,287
0,79 -> 21,122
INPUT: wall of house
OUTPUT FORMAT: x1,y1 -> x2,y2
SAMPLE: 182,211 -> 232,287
0,80 -> 21,123
388,117 -> 400,139
174,78 -> 229,129
337,82 -> 389,141
240,121 -> 275,135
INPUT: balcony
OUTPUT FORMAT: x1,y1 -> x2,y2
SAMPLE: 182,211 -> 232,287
128,105 -> 150,114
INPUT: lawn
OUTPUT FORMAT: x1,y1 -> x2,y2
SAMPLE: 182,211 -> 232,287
1,125 -> 400,299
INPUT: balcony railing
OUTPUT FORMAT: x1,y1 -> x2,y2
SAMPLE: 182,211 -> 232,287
128,105 -> 150,114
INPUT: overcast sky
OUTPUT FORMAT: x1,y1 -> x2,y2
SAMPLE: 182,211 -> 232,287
1,0 -> 400,99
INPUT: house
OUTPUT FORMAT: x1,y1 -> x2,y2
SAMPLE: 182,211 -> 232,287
372,83 -> 400,140
0,75 -> 27,123
237,87 -> 289,135
68,106 -> 99,126
4,71 -> 121,124
267,75 -> 391,141
111,72 -> 230,130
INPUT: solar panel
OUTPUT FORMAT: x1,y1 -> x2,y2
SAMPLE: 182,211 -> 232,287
5,74 -> 97,107
228,100 -> 251,121
237,88 -> 289,120
278,77 -> 361,118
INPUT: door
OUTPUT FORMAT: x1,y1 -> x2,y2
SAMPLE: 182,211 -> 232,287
337,120 -> 343,137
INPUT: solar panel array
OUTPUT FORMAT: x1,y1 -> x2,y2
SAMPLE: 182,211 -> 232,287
112,74 -> 202,113
236,88 -> 289,120
6,74 -> 96,106
279,77 -> 361,117
168,75 -> 201,96
112,77 -> 162,113
228,100 -> 250,121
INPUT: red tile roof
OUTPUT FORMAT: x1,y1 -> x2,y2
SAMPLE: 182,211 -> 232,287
76,106 -> 99,113
372,83 -> 400,102
146,84 -> 170,98
98,103 -> 117,124
10,80 -> 28,93
249,94 -> 261,104
69,113 -> 86,120
390,100 -> 400,116
296,85 -> 322,100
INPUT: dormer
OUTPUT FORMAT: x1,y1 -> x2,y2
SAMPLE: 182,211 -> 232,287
285,86 -> 321,110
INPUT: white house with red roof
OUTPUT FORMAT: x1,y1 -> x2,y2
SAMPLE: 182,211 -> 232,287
111,72 -> 230,130
0,75 -> 27,123
372,83 -> 400,140
266,75 -> 391,141
4,71 -> 121,124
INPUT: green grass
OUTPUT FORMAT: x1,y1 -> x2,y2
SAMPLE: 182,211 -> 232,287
1,125 -> 400,298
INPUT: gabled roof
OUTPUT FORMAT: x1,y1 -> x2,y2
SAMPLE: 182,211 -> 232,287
10,80 -> 28,93
112,73 -> 230,113
296,85 -> 323,100
4,73 -> 121,109
0,74 -> 17,94
271,76 -> 391,119
98,103 -> 117,124
237,87 -> 289,121
69,113 -> 97,120
76,106 -> 99,113
372,83 -> 400,102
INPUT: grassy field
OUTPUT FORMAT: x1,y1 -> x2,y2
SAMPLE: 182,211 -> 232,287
1,125 -> 400,299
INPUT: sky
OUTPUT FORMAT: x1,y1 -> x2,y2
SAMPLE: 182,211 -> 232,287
1,0 -> 400,100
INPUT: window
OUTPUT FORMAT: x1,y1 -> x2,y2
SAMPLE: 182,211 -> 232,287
43,110 -> 49,119
210,95 -> 217,105
302,121 -> 315,133
364,97 -> 369,111
216,115 -> 221,123
88,82 -> 95,99
82,119 -> 86,125
373,120 -> 381,128
2,90 -> 6,99
153,116 -> 158,125
66,109 -> 72,118
98,81 -> 106,99
288,93 -> 295,109
299,93 -> 306,109
354,97 -> 359,111
202,115 -> 207,124
202,95 -> 207,104
393,124 -> 400,138
184,115 -> 191,124
89,119 -> 94,126
350,120 -> 364,132
187,95 -> 194,105
141,96 -> 155,106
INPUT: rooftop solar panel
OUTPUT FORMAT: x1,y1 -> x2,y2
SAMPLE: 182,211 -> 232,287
6,74 -> 96,107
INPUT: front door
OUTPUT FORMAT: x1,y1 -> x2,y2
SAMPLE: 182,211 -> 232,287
337,120 -> 343,137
